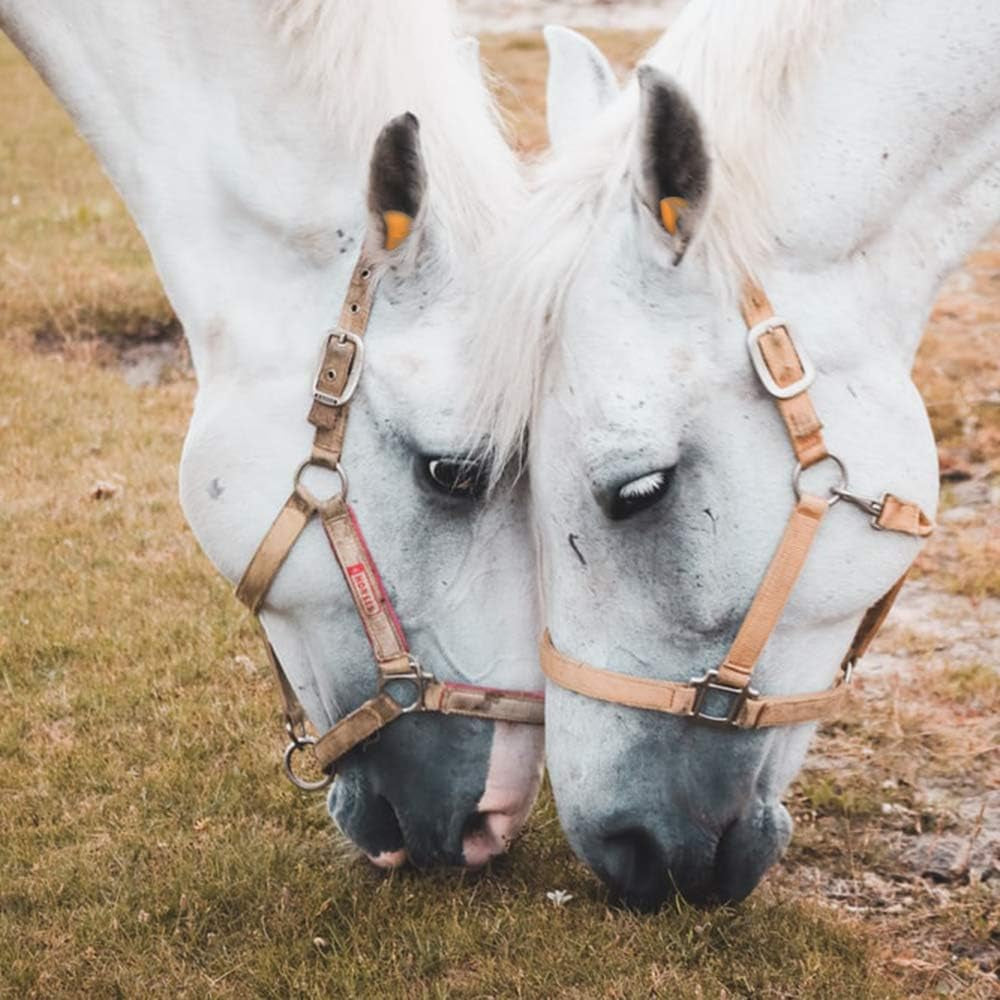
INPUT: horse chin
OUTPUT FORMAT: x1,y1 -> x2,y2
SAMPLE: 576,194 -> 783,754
569,793 -> 794,911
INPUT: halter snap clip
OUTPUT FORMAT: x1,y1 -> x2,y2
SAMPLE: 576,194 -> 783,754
831,487 -> 888,528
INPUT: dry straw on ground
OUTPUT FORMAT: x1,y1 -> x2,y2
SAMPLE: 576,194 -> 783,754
1,27 -> 997,1000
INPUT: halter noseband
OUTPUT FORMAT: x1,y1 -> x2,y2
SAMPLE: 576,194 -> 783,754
236,250 -> 543,791
541,281 -> 933,729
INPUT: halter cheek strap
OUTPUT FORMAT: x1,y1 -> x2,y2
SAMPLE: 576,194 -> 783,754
541,281 -> 934,729
236,251 -> 543,790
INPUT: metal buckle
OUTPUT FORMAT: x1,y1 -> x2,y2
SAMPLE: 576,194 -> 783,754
378,657 -> 431,714
688,670 -> 758,727
831,487 -> 888,529
312,330 -> 365,407
746,316 -> 816,399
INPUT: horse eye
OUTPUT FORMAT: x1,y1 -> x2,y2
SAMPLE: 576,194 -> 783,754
425,457 -> 488,500
608,468 -> 675,521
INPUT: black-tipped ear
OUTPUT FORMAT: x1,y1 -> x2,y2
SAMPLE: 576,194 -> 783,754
368,111 -> 426,252
635,65 -> 709,263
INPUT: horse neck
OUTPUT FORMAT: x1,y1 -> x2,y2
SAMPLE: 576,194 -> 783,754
762,0 -> 1000,362
0,1 -> 503,382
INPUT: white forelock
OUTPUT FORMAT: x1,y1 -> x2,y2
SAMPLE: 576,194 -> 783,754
470,0 -> 850,477
270,0 -> 522,254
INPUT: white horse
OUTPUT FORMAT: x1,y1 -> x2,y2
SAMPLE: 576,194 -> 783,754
473,0 -> 999,906
0,0 -> 545,869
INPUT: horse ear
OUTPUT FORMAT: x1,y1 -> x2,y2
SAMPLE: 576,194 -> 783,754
634,65 -> 710,264
544,25 -> 618,148
367,112 -> 427,253
456,36 -> 483,84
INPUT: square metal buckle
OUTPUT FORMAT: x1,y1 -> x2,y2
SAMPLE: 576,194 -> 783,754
746,316 -> 815,399
688,670 -> 758,727
312,330 -> 365,407
377,657 -> 430,714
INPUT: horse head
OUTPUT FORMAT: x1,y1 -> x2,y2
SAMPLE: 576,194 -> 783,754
467,1 -> 996,905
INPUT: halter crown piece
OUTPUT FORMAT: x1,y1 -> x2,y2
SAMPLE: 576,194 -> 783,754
541,280 -> 934,728
236,248 -> 544,791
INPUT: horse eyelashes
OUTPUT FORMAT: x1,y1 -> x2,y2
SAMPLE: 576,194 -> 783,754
609,467 -> 675,520
618,470 -> 669,501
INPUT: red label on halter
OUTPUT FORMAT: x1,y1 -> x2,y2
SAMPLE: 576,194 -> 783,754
346,563 -> 380,617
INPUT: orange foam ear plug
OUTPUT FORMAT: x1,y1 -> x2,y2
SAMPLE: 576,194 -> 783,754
383,210 -> 412,251
659,196 -> 688,236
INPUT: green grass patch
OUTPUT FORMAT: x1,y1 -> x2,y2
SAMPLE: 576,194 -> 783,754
794,775 -> 896,821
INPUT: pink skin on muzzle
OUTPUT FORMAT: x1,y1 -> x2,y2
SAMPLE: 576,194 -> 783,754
463,722 -> 545,867
368,849 -> 409,869
363,722 -> 544,870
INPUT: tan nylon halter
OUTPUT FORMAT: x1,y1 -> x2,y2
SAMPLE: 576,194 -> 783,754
541,281 -> 933,729
236,249 -> 543,790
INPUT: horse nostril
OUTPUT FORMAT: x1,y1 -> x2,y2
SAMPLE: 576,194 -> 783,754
599,827 -> 671,910
592,823 -> 732,910
329,782 -> 409,868
461,810 -> 517,867
713,803 -> 793,902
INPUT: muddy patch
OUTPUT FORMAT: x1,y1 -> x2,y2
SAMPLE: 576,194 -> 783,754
32,313 -> 190,387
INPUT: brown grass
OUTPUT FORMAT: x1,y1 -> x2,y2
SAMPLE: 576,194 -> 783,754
1,25 -> 998,1000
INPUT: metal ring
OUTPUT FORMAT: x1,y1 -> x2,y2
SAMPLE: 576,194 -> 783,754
282,737 -> 334,792
792,454 -> 848,507
293,459 -> 349,506
381,675 -> 425,714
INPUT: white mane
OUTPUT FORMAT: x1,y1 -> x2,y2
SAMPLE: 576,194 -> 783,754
271,0 -> 522,253
471,0 -> 850,476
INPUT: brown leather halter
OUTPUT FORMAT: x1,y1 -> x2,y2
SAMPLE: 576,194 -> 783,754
541,281 -> 934,729
236,249 -> 544,790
